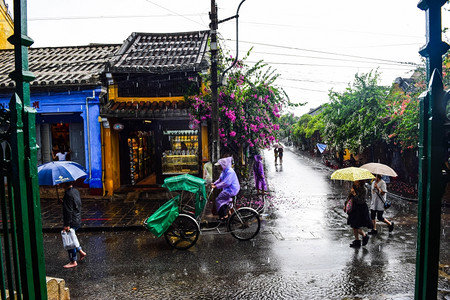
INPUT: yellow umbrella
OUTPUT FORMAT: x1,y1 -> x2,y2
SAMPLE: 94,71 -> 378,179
330,167 -> 375,181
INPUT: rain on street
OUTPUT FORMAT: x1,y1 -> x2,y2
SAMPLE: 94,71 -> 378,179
43,147 -> 450,299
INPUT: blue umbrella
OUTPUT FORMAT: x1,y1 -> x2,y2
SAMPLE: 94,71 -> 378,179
37,161 -> 87,186
317,143 -> 327,154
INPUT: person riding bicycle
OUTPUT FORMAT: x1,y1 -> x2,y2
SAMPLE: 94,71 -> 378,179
211,157 -> 240,220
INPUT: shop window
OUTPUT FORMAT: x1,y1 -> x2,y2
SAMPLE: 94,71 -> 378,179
161,130 -> 199,175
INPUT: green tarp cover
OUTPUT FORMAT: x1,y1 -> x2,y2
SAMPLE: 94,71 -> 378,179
144,195 -> 180,237
161,174 -> 207,217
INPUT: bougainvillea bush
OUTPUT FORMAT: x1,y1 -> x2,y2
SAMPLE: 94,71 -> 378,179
186,49 -> 289,156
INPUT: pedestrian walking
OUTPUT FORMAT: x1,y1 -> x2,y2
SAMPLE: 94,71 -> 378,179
346,180 -> 372,248
253,154 -> 267,194
211,157 -> 240,220
274,147 -> 279,164
277,147 -> 284,164
62,181 -> 86,268
368,174 -> 394,235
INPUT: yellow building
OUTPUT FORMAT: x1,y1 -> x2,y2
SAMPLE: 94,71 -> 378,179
100,31 -> 210,194
0,0 -> 14,50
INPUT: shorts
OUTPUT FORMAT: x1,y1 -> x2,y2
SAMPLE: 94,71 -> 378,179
370,209 -> 384,221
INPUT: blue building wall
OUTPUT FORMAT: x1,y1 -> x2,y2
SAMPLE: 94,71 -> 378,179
0,88 -> 103,190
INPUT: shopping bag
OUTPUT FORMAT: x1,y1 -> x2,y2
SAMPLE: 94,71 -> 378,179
61,228 -> 80,250
144,196 -> 180,238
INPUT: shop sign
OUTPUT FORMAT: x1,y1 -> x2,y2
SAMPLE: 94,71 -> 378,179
113,123 -> 124,131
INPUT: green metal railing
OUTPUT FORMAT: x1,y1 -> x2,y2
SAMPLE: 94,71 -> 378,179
0,0 -> 48,298
416,0 -> 450,299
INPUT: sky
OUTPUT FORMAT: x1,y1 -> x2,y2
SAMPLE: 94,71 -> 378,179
4,0 -> 450,116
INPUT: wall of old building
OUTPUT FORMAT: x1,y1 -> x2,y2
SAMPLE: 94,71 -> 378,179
0,0 -> 14,50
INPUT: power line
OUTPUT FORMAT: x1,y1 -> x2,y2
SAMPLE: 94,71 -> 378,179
28,13 -> 207,21
226,39 -> 419,66
144,0 -> 206,27
246,60 -> 417,71
237,49 -> 419,67
239,21 -> 425,40
278,85 -> 329,93
279,77 -> 348,85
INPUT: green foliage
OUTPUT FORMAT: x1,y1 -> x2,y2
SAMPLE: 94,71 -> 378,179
304,114 -> 325,138
293,114 -> 312,139
278,113 -> 299,139
186,47 -> 289,155
383,51 -> 449,150
321,70 -> 389,153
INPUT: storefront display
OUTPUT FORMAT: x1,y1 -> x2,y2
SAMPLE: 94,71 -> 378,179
162,130 -> 199,175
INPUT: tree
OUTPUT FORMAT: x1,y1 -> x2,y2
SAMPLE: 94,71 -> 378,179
186,48 -> 289,159
278,113 -> 299,142
321,70 -> 389,155
383,51 -> 449,150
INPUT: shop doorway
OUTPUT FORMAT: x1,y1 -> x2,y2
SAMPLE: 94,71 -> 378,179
51,123 -> 70,160
120,129 -> 156,186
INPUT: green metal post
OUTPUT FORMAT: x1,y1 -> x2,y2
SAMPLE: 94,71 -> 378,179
416,0 -> 450,299
7,0 -> 48,298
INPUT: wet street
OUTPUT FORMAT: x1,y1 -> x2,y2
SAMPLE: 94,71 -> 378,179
43,147 -> 450,299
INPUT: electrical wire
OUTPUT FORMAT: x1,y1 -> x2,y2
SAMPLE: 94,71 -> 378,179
28,13 -> 207,21
226,39 -> 419,66
239,21 -> 425,39
144,0 -> 207,28
246,60 -> 417,71
235,49 -> 420,67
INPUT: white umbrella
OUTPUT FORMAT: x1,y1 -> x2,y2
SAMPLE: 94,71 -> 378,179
359,163 -> 398,177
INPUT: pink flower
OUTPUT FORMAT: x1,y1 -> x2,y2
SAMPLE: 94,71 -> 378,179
230,131 -> 236,137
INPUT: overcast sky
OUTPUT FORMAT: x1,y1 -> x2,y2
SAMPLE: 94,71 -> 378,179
4,0 -> 450,115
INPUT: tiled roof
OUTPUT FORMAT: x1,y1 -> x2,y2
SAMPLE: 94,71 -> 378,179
100,100 -> 190,119
0,44 -> 120,88
108,31 -> 210,74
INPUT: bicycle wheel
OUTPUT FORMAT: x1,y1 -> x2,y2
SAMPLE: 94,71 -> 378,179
227,207 -> 261,241
164,214 -> 200,250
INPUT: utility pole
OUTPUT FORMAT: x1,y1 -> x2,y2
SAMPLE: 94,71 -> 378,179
210,0 -> 220,180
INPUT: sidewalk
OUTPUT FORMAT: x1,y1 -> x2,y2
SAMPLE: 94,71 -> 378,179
40,191 -> 220,233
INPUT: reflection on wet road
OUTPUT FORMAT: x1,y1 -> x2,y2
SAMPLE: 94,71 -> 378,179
42,146 -> 450,299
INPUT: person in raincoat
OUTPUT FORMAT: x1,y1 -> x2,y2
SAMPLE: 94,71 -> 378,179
253,154 -> 267,194
211,157 -> 240,220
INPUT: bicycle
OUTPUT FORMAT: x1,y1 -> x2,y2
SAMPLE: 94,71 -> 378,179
144,174 -> 261,250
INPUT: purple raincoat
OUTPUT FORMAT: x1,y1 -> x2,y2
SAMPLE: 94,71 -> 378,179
253,155 -> 267,191
213,157 -> 240,211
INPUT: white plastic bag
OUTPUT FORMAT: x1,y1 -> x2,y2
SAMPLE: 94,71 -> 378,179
61,228 -> 80,250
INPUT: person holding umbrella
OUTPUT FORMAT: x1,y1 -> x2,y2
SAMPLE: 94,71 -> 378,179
346,180 -> 372,248
61,181 -> 87,268
368,174 -> 394,235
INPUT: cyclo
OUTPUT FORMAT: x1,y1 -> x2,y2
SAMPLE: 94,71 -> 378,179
143,174 -> 261,250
